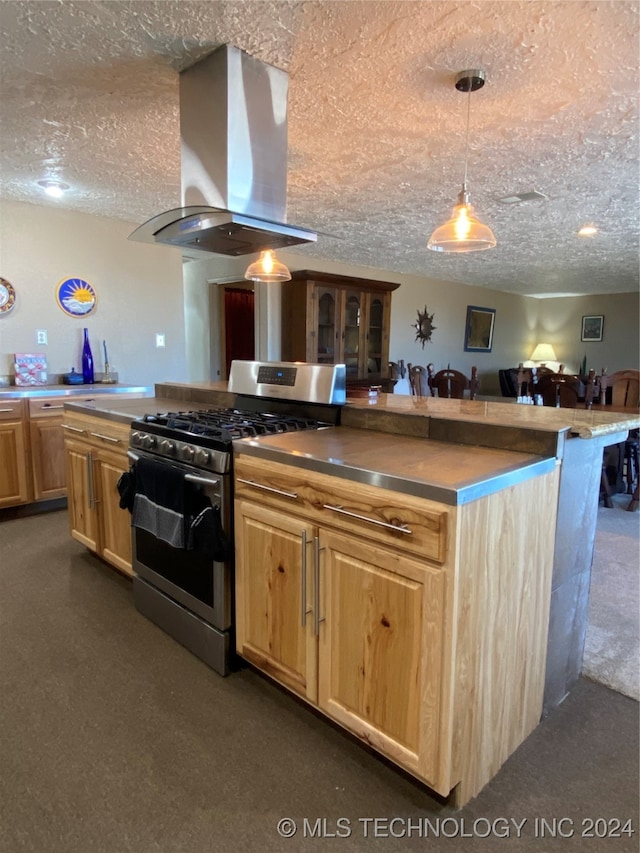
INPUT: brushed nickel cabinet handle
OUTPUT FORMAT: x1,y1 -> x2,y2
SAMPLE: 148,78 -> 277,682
0,407 -> 17,413
313,536 -> 325,636
90,431 -> 121,444
42,403 -> 65,409
236,477 -> 298,499
61,424 -> 86,434
87,452 -> 97,508
322,504 -> 412,535
301,529 -> 308,628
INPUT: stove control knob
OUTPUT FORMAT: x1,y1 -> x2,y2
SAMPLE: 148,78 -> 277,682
159,439 -> 176,455
182,445 -> 195,462
195,448 -> 210,467
143,435 -> 157,450
131,431 -> 142,446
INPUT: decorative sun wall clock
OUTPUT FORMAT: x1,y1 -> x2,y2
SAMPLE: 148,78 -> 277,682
412,305 -> 437,348
56,277 -> 98,317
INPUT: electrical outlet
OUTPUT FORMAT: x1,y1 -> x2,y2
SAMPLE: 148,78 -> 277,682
155,333 -> 165,348
36,329 -> 48,345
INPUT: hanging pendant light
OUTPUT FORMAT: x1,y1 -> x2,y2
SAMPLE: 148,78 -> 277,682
428,69 -> 496,253
244,249 -> 292,283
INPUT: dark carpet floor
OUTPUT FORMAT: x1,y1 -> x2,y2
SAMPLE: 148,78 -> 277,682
1,509 -> 638,853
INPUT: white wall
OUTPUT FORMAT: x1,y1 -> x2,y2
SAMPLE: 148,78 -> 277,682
2,201 -> 637,393
0,200 -> 187,386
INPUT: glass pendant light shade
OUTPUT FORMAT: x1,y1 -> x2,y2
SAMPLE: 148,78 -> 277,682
427,70 -> 496,254
244,249 -> 292,283
428,189 -> 496,253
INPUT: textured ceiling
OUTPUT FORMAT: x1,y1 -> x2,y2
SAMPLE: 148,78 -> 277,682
1,0 -> 638,296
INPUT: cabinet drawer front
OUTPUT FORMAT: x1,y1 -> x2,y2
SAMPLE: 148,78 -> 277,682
29,398 -> 68,417
0,399 -> 26,421
61,413 -> 130,451
235,456 -> 449,564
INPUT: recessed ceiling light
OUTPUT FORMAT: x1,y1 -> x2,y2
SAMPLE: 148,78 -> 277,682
37,179 -> 70,198
578,225 -> 598,236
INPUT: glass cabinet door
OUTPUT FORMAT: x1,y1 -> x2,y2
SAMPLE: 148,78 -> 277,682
365,295 -> 384,377
343,291 -> 362,379
315,287 -> 339,364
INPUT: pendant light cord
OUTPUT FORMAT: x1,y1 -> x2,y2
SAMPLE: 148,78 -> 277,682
462,85 -> 471,189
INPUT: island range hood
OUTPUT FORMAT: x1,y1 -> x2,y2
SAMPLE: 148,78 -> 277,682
129,44 -> 317,256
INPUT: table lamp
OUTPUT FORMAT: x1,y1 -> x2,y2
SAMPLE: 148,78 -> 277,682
530,343 -> 557,368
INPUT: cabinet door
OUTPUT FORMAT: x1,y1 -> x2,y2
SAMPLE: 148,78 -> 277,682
0,419 -> 30,507
235,500 -> 318,701
363,291 -> 390,381
30,415 -> 66,500
312,285 -> 342,365
317,529 -> 447,790
65,440 -> 98,551
96,449 -> 132,576
342,289 -> 364,380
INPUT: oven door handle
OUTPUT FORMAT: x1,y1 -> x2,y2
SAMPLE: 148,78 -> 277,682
127,450 -> 140,462
185,473 -> 220,489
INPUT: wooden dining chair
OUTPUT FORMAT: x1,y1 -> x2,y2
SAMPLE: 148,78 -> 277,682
429,366 -> 469,399
608,369 -> 640,409
536,373 -> 581,408
407,363 -> 430,397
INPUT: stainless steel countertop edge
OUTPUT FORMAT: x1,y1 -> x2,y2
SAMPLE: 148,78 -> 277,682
1,385 -> 153,399
233,440 -> 557,506
62,401 -> 144,424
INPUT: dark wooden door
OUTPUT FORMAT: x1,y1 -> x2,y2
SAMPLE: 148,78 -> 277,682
224,287 -> 255,378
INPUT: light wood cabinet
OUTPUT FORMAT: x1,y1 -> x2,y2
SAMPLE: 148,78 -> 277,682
234,452 -> 560,806
234,455 -> 448,792
0,400 -> 31,507
281,271 -> 399,386
63,412 -> 132,575
29,398 -> 67,500
0,390 -> 149,509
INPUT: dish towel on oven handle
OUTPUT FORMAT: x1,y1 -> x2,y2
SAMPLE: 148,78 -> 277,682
188,500 -> 231,562
131,457 -> 189,549
129,457 -> 231,558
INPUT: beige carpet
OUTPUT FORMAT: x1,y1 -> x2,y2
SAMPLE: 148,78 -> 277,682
583,494 -> 640,700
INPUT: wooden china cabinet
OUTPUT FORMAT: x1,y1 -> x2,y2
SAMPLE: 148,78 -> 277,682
280,271 -> 399,387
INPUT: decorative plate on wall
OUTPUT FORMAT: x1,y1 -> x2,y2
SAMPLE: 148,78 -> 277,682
0,277 -> 16,314
56,277 -> 97,317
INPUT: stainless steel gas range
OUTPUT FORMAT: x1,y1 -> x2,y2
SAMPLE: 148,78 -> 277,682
126,361 -> 345,675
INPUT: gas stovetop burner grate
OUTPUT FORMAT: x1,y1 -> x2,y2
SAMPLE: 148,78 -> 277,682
140,407 -> 329,442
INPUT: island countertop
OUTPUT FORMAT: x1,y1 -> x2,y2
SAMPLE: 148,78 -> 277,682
233,426 -> 556,505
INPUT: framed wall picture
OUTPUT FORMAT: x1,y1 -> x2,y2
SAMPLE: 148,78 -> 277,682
581,315 -> 604,342
464,305 -> 496,353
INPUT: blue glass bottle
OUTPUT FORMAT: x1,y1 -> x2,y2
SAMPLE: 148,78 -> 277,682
82,328 -> 94,384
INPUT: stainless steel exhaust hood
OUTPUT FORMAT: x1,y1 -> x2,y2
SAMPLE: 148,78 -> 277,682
129,44 -> 317,256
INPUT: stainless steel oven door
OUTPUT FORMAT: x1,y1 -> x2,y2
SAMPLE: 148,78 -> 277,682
128,450 -> 232,631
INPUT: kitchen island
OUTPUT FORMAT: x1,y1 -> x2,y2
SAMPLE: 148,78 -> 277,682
62,384 -> 639,806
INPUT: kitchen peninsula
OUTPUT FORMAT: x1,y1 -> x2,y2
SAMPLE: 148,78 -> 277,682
62,382 -> 639,807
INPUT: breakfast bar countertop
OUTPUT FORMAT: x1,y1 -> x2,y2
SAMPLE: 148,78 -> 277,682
341,393 -> 640,440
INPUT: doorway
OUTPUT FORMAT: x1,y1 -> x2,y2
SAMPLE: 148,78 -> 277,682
222,286 -> 255,378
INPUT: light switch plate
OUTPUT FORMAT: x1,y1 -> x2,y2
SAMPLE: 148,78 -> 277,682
155,333 -> 165,348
